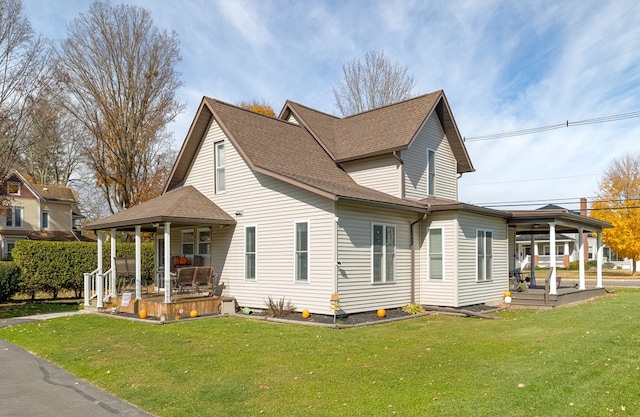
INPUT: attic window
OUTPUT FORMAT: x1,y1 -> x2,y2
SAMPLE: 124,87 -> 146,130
7,181 -> 20,195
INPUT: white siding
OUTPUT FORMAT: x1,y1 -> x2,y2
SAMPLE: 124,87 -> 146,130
456,212 -> 509,306
336,202 -> 419,313
183,119 -> 337,314
404,115 -> 458,201
342,155 -> 402,198
419,213 -> 458,306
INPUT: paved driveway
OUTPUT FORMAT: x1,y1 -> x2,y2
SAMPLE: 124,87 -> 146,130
0,311 -> 155,417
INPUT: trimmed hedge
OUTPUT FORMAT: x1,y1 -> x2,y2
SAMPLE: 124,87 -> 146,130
11,241 -> 154,299
0,261 -> 21,302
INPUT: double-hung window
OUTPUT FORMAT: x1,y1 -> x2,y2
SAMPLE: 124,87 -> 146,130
197,228 -> 211,255
477,230 -> 493,281
428,227 -> 443,280
427,148 -> 435,196
372,223 -> 395,283
215,141 -> 226,193
182,230 -> 194,256
245,226 -> 256,280
41,211 -> 49,229
5,207 -> 22,228
295,221 -> 309,282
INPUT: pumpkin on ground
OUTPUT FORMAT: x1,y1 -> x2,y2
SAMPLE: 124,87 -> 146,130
376,308 -> 386,318
301,309 -> 310,319
190,310 -> 199,318
138,309 -> 147,319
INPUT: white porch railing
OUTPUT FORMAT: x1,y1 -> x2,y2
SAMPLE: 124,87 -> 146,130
83,267 -> 117,308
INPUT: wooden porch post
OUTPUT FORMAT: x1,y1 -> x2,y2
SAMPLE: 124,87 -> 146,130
96,231 -> 104,308
596,233 -> 603,288
135,225 -> 142,300
164,222 -> 172,304
578,227 -> 586,290
549,222 -> 557,295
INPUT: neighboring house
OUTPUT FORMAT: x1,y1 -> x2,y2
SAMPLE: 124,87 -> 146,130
1,170 -> 90,257
86,91 -> 611,314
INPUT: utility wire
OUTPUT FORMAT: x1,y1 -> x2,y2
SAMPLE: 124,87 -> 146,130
464,110 -> 640,142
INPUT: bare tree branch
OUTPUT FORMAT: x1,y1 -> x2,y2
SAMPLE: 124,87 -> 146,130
332,50 -> 416,117
56,1 -> 183,213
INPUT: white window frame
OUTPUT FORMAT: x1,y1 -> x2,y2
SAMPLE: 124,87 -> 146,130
7,181 -> 20,195
294,220 -> 309,282
372,223 -> 396,283
181,229 -> 194,257
244,225 -> 257,281
427,148 -> 436,196
427,227 -> 444,280
197,228 -> 211,256
5,207 -> 23,228
41,211 -> 49,229
476,229 -> 493,282
215,141 -> 226,194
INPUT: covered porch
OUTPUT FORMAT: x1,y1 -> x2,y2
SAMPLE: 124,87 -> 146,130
507,206 -> 612,304
82,186 -> 236,316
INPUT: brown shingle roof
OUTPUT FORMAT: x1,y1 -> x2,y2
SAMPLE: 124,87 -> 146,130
205,99 -> 426,211
283,91 -> 474,172
31,184 -> 76,202
85,186 -> 235,230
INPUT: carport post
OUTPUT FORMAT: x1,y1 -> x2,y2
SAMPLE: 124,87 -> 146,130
596,234 -> 603,288
96,231 -> 104,308
578,227 -> 586,290
549,222 -> 557,295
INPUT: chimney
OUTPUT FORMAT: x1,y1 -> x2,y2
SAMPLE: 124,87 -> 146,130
580,197 -> 587,216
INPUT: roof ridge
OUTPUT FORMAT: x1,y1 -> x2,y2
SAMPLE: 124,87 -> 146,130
206,96 -> 301,127
286,100 -> 341,120
342,90 -> 443,119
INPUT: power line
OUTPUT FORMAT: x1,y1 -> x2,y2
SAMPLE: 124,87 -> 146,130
464,110 -> 640,142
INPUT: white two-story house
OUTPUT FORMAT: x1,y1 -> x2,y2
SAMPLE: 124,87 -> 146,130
86,90 -> 610,313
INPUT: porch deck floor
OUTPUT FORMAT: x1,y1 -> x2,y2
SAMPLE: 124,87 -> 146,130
510,285 -> 606,308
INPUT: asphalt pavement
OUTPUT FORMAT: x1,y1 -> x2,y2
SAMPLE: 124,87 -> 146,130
0,311 -> 155,417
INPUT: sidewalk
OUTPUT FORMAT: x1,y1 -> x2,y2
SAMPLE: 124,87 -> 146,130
0,310 -> 155,417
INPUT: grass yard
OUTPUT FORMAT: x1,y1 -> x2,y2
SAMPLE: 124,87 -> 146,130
2,291 -> 639,417
0,300 -> 80,319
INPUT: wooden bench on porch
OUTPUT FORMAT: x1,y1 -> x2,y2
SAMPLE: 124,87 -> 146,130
171,266 -> 224,296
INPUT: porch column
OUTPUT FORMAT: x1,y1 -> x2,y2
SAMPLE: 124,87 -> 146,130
164,222 -> 172,304
96,231 -> 104,308
135,225 -> 142,300
578,227 -> 586,290
549,222 -> 557,295
530,235 -> 536,283
110,228 -> 117,297
596,233 -> 603,288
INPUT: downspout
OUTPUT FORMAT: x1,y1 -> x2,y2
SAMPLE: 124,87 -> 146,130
410,210 -> 428,303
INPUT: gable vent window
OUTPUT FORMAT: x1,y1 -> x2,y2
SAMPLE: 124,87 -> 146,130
7,181 -> 20,195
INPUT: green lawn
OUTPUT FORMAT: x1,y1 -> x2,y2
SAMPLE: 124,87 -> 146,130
0,300 -> 80,319
2,291 -> 639,416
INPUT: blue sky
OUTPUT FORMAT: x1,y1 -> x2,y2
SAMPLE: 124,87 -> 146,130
23,0 -> 640,210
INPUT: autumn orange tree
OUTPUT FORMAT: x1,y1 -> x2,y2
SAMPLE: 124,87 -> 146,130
238,99 -> 275,117
56,2 -> 183,213
591,152 -> 640,273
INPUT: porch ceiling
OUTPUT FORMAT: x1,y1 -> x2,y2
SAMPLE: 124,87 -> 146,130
84,186 -> 236,232
506,209 -> 612,234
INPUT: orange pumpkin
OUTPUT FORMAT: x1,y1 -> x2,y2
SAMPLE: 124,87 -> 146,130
189,310 -> 199,318
376,308 -> 386,318
504,291 -> 512,297
138,309 -> 148,319
301,309 -> 310,319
